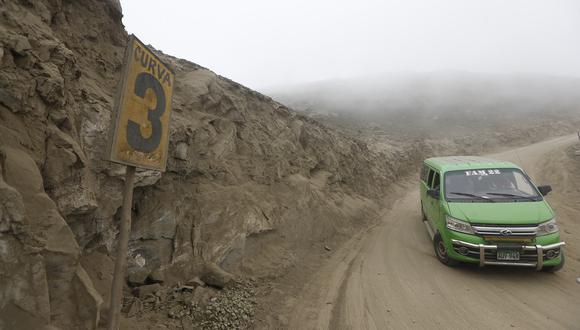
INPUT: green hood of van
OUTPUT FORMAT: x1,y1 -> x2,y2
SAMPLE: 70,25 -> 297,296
447,201 -> 553,225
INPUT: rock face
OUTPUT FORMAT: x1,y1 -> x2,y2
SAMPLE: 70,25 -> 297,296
0,146 -> 102,329
0,0 -> 410,328
4,1 -> 575,329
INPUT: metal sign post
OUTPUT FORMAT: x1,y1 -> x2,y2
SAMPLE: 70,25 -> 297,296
106,35 -> 174,330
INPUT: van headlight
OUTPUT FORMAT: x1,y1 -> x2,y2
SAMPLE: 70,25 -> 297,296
536,218 -> 559,236
446,215 -> 474,234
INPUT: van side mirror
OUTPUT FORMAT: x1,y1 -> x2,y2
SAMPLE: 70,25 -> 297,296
427,188 -> 440,199
538,185 -> 552,196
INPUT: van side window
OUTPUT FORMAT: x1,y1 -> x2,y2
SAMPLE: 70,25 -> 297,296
420,165 -> 429,182
432,172 -> 440,189
427,169 -> 435,187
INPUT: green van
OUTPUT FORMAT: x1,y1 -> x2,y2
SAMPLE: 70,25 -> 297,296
420,156 -> 565,271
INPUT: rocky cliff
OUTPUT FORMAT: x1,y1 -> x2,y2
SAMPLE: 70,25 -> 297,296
0,1 -> 414,328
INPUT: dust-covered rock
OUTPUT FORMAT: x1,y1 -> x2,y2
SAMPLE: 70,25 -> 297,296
186,277 -> 206,288
201,263 -> 234,289
128,268 -> 150,286
134,283 -> 162,298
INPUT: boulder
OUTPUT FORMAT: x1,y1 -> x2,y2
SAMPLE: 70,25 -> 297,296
134,283 -> 162,298
200,263 -> 233,289
174,142 -> 188,160
127,268 -> 150,286
185,277 -> 206,288
147,267 -> 166,283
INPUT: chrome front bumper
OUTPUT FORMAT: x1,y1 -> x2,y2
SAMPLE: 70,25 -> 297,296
451,239 -> 566,270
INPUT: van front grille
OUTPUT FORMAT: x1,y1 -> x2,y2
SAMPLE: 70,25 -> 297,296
472,224 -> 537,238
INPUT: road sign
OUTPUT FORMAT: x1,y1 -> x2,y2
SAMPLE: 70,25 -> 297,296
107,35 -> 175,330
109,35 -> 174,171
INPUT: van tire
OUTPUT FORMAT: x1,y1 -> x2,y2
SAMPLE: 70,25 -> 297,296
434,233 -> 459,267
543,252 -> 565,272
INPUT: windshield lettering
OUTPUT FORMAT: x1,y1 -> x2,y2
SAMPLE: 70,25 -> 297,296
446,168 -> 539,202
464,169 -> 501,176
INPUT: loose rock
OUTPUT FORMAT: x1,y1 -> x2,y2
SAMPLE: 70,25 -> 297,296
201,263 -> 233,289
128,268 -> 150,286
135,284 -> 162,298
186,277 -> 206,288
127,299 -> 143,318
148,268 -> 166,283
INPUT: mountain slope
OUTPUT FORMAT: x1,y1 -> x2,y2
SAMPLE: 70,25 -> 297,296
0,1 -> 415,328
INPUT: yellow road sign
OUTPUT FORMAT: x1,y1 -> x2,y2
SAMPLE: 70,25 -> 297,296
109,35 -> 174,171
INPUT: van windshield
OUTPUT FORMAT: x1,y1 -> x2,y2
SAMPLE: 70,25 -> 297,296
444,168 -> 542,202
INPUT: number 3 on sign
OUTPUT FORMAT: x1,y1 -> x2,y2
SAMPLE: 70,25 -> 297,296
109,35 -> 174,171
127,72 -> 166,153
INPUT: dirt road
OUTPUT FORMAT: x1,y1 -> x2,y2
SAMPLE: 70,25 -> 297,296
288,135 -> 580,330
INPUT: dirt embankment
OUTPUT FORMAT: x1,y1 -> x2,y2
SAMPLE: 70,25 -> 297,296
0,1 -> 428,329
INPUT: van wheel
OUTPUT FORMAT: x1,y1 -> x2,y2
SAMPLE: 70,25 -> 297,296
543,252 -> 565,272
421,202 -> 427,221
434,233 -> 458,267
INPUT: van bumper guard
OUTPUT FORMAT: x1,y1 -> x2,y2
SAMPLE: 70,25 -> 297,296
450,239 -> 565,270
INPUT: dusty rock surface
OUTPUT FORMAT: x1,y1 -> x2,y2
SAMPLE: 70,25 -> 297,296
0,0 -> 418,328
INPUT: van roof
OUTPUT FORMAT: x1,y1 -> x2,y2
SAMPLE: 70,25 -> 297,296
424,156 -> 520,173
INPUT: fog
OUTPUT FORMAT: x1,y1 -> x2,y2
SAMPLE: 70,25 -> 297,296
121,0 -> 580,91
270,72 -> 580,115
268,71 -> 580,138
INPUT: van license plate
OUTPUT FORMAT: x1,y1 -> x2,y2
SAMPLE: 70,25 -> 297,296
497,250 -> 520,261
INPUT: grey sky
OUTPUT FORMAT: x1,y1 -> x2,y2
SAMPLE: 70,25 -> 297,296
121,0 -> 580,90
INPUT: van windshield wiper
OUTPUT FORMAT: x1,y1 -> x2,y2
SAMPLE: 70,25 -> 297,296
485,192 -> 538,201
447,192 -> 495,202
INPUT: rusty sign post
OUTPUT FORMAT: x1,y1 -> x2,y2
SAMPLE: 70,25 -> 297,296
107,35 -> 174,330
